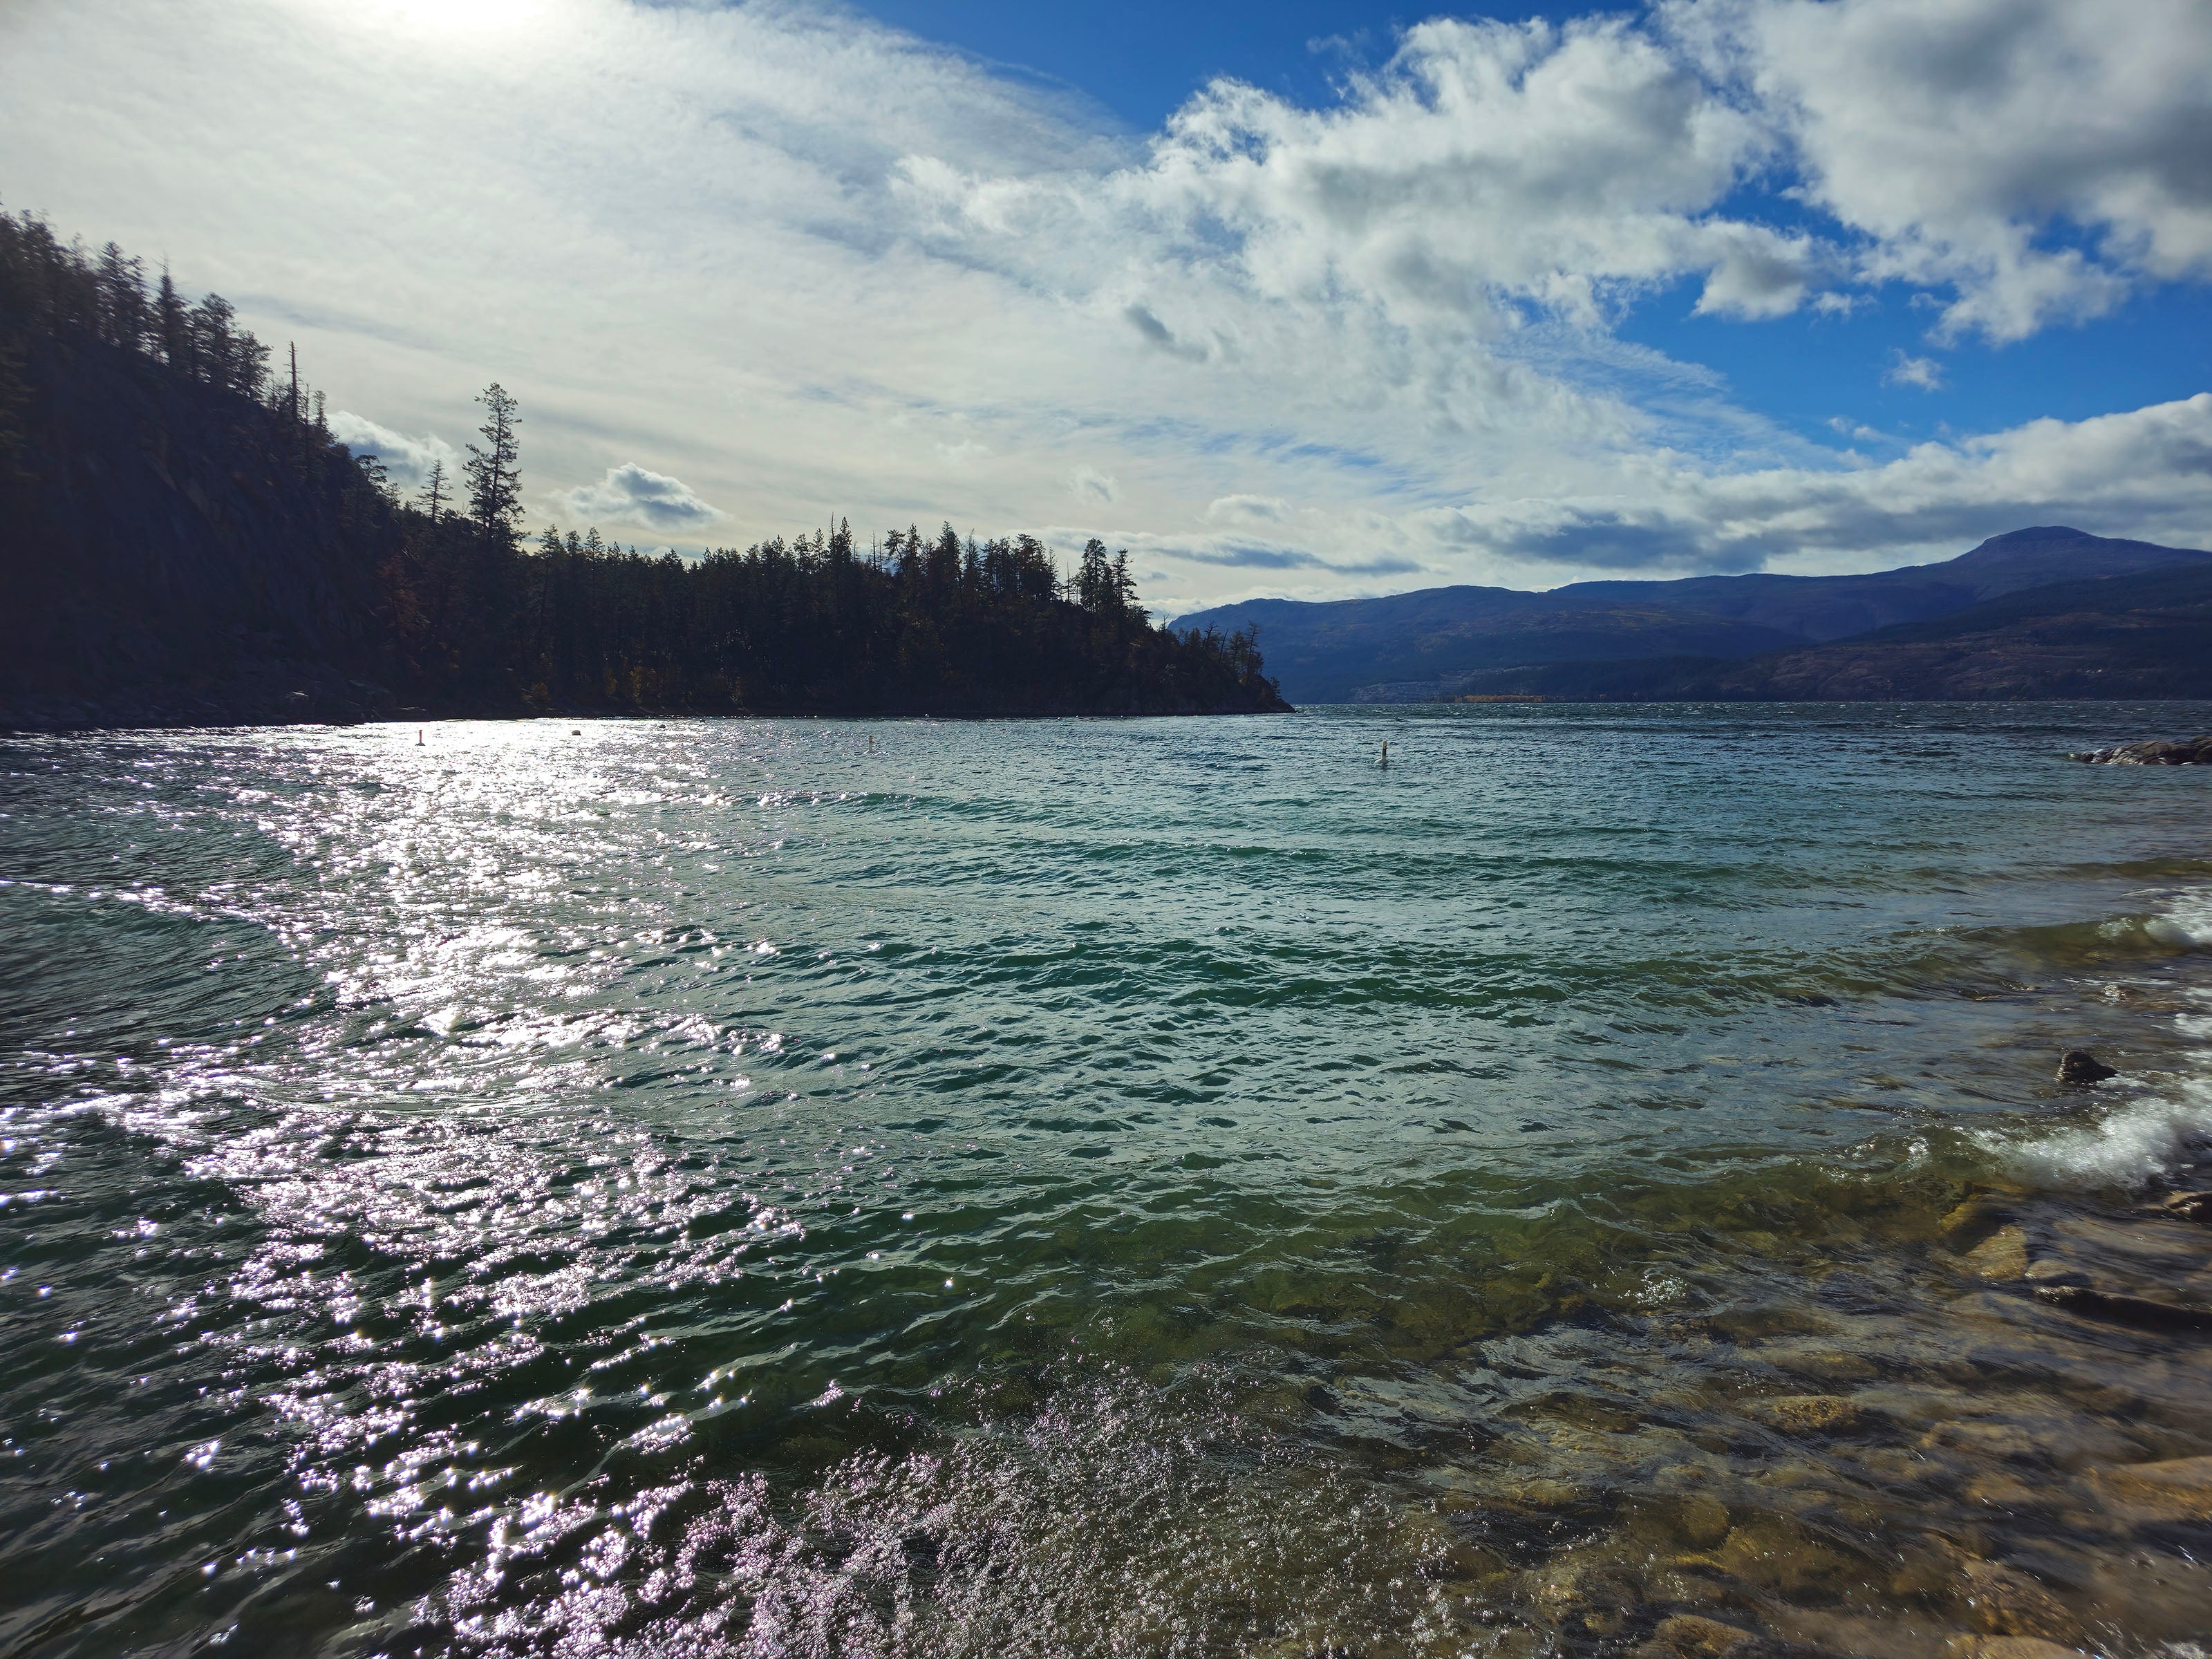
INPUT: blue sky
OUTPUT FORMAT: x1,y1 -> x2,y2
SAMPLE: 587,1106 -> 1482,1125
850,1 -> 1597,126
3,0 -> 2209,608
858,0 -> 2212,453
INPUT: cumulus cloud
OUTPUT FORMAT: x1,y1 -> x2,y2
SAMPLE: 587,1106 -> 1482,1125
1136,393 -> 2212,595
326,411 -> 458,491
1682,0 -> 2212,341
1883,352 -> 1945,391
909,13 -> 1820,337
554,463 -> 724,531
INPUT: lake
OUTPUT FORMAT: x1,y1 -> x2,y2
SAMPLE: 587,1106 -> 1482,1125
4,704 -> 2211,1656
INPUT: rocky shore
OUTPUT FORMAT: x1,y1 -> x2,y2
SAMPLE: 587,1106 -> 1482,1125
2067,734 -> 2212,765
1551,1143 -> 2212,1659
1385,1030 -> 2212,1659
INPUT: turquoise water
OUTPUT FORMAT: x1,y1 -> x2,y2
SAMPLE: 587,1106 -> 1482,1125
5,704 -> 2212,1657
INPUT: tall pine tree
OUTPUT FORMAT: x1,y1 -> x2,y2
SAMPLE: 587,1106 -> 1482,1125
464,382 -> 522,545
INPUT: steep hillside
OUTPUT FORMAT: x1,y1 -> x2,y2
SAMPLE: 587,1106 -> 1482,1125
0,213 -> 1286,727
1177,528 -> 2212,703
1,326 -> 406,724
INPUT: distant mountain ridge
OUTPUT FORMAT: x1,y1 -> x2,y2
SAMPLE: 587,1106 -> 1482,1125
1174,528 -> 2212,704
1441,557 -> 2212,703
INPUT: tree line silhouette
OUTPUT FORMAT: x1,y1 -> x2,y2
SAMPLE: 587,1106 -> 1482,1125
0,209 -> 1284,718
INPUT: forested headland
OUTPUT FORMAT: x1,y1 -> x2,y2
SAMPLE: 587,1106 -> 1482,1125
0,212 -> 1287,727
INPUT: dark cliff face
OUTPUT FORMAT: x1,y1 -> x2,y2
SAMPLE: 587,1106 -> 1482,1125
1,325 -> 400,714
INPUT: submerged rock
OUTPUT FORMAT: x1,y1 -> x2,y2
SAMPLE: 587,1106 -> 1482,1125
2161,1190 -> 2212,1224
2026,1283 -> 2212,1335
1963,1226 -> 2031,1280
2055,1051 -> 2117,1085
1747,1394 -> 1869,1436
2088,1454 -> 2212,1519
1646,1613 -> 1761,1657
1958,1561 -> 2086,1644
1639,1613 -> 1850,1659
1678,1492 -> 1732,1549
2032,1283 -> 2212,1331
1945,1640 -> 2088,1659
1940,1193 -> 2021,1250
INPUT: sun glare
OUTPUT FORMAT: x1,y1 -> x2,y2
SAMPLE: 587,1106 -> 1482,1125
353,0 -> 554,37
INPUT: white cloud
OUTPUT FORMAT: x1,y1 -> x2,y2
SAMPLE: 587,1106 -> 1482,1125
553,462 -> 724,531
1145,393 -> 2212,601
1883,352 -> 1944,391
1127,16 -> 1794,327
325,411 -> 458,491
904,14 -> 1820,341
1681,0 -> 2212,341
1410,392 -> 2212,575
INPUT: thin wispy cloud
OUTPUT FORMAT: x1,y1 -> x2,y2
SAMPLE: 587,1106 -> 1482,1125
1206,495 -> 1293,525
1070,466 -> 1118,505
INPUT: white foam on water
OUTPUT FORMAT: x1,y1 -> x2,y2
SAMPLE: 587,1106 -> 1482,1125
1988,1078 -> 2212,1190
2145,892 -> 2212,951
1983,890 -> 2212,1188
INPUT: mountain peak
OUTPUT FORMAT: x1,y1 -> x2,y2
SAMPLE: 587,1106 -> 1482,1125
1966,525 -> 2095,551
1940,526 -> 2207,595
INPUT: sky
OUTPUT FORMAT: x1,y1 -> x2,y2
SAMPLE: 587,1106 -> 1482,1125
3,0 -> 2210,612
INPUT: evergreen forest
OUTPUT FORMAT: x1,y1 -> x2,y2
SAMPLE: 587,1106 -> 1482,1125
0,211 -> 1287,724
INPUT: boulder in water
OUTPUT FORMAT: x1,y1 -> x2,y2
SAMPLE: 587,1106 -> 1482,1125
2056,1051 -> 2117,1085
2162,1190 -> 2212,1224
2088,1454 -> 2212,1520
2067,735 -> 2212,765
2033,1283 -> 2212,1331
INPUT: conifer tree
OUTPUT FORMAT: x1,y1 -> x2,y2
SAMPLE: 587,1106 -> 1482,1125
156,267 -> 190,373
95,243 -> 145,350
464,382 -> 522,545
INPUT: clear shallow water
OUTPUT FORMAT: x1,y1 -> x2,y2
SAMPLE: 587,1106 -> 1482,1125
4,704 -> 2212,1658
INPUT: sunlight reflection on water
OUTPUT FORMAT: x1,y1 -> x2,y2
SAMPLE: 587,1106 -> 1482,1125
3,706 -> 2212,1655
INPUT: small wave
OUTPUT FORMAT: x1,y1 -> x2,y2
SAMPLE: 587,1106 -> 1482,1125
2145,888 -> 2212,951
1970,885 -> 2212,1191
1982,1077 -> 2212,1190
